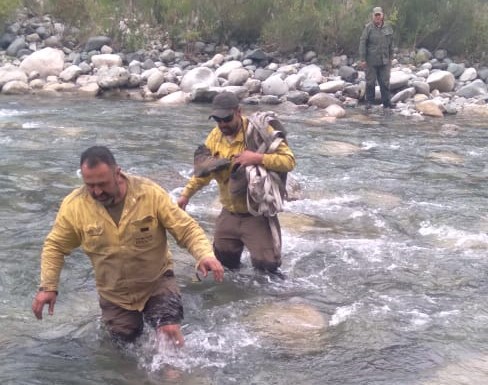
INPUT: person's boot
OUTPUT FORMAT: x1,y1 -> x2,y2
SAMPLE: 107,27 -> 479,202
193,145 -> 230,177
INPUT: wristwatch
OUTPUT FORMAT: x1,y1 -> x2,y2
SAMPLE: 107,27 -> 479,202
38,287 -> 58,295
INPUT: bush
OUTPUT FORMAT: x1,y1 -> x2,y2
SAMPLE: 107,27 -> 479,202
2,0 -> 487,61
0,0 -> 21,30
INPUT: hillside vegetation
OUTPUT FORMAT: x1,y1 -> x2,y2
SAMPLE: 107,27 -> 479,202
1,0 -> 487,62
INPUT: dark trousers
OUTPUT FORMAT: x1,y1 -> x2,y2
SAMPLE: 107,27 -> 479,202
99,271 -> 183,343
213,208 -> 281,272
365,64 -> 391,107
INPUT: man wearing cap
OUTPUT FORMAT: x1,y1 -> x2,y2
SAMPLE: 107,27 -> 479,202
177,92 -> 296,277
359,6 -> 395,109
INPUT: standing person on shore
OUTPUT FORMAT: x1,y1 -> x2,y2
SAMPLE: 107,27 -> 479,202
32,145 -> 224,346
359,6 -> 395,109
176,92 -> 296,278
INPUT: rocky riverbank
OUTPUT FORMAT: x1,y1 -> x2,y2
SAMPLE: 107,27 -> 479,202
1,12 -> 488,119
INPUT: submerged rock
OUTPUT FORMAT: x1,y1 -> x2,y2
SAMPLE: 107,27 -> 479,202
245,301 -> 328,355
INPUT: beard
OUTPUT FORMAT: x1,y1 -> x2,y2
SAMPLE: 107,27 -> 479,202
91,182 -> 120,207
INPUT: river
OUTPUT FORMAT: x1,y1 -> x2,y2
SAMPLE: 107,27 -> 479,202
1,94 -> 487,385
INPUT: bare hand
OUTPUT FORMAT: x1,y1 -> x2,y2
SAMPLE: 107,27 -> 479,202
177,196 -> 189,210
158,324 -> 184,348
32,291 -> 57,320
233,150 -> 263,167
197,257 -> 224,282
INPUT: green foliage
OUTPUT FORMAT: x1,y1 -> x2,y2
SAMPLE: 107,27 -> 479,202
260,0 -> 323,53
3,0 -> 488,61
0,0 -> 21,30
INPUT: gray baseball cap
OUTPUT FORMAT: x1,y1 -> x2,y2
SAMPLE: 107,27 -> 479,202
210,92 -> 239,118
373,6 -> 383,15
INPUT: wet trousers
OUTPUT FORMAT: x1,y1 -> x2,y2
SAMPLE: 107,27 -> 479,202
99,270 -> 183,342
365,63 -> 391,107
213,208 -> 281,272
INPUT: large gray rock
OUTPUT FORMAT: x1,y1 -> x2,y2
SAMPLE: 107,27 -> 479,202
91,54 -> 123,68
160,49 -> 175,63
180,67 -> 219,93
254,68 -> 274,81
459,67 -> 478,82
0,65 -> 28,88
320,80 -> 345,93
156,82 -> 180,97
6,36 -> 26,57
391,87 -> 416,103
158,90 -> 191,105
147,70 -> 166,93
286,90 -> 309,105
308,92 -> 342,108
0,32 -> 16,49
478,67 -> 488,82
244,48 -> 269,61
85,36 -> 111,52
299,79 -> 320,95
261,75 -> 288,96
1,80 -> 29,94
427,71 -> 455,92
415,48 -> 432,64
456,79 -> 487,98
416,100 -> 444,117
59,65 -> 82,82
245,301 -> 328,355
325,104 -> 346,118
298,64 -> 323,83
20,47 -> 65,78
447,62 -> 465,78
96,66 -> 130,88
339,66 -> 357,82
227,68 -> 250,86
243,78 -> 261,94
215,60 -> 243,79
389,71 -> 411,91
284,73 -> 304,91
412,80 -> 430,96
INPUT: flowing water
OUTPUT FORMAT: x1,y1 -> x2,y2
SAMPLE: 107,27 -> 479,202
1,94 -> 487,385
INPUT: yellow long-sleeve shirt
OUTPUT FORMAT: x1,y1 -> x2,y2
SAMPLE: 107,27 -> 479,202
40,174 -> 215,311
181,116 -> 296,213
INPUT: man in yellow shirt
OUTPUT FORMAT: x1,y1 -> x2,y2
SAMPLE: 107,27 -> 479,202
32,146 -> 224,346
177,92 -> 296,277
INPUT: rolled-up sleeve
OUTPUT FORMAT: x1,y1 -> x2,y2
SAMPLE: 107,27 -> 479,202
261,140 -> 296,172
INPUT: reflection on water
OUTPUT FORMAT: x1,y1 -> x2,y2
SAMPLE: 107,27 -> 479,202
1,95 -> 488,385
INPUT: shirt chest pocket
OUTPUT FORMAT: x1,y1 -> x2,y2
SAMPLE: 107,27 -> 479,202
129,215 -> 159,249
82,223 -> 107,252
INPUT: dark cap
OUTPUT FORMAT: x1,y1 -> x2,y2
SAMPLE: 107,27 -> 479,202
210,91 -> 239,118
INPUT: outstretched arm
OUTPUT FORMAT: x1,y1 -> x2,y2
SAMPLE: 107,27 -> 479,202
197,256 -> 224,282
32,290 -> 58,319
33,198 -> 81,320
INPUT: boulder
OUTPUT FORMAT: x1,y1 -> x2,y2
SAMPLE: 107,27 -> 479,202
426,71 -> 455,92
245,301 -> 328,354
416,100 -> 444,117
180,67 -> 219,93
19,47 -> 65,78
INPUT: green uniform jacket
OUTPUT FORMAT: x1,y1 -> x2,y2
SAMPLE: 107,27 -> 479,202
40,173 -> 215,311
181,116 -> 296,214
359,21 -> 394,66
